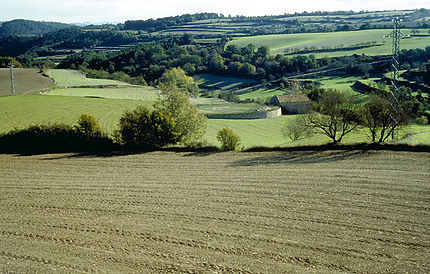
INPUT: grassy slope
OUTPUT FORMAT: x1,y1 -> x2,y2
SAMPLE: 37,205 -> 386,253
0,95 -> 429,147
0,151 -> 428,272
237,87 -> 285,101
0,95 -> 145,134
194,74 -> 257,90
46,69 -> 130,87
47,87 -> 159,101
228,29 -> 430,57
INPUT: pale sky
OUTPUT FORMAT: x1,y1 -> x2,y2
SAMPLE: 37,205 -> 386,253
1,0 -> 430,23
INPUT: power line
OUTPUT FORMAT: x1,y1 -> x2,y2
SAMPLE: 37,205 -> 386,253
9,62 -> 16,96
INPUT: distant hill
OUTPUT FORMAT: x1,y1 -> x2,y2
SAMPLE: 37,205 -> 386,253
0,19 -> 71,36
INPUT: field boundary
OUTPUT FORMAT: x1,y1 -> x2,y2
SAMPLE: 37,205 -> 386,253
1,142 -> 429,157
205,107 -> 281,119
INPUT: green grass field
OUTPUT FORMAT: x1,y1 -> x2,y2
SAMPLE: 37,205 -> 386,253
46,87 -> 159,101
0,95 -> 144,134
1,69 -> 428,148
1,95 -> 429,148
46,69 -> 131,87
309,75 -> 381,94
194,74 -> 257,91
228,29 -> 430,57
0,150 -> 428,272
237,87 -> 285,101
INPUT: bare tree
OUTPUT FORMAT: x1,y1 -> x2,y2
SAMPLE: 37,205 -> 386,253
306,90 -> 359,144
359,94 -> 408,143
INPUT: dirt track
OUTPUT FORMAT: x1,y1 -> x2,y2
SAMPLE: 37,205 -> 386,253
0,150 -> 429,272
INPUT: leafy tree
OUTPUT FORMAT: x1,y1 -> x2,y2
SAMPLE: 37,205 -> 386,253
158,67 -> 199,97
155,68 -> 207,144
118,106 -> 180,147
217,127 -> 241,151
76,114 -> 102,138
306,90 -> 359,144
0,57 -> 22,68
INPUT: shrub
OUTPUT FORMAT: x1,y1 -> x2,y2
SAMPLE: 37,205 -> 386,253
0,122 -> 113,153
76,114 -> 102,138
216,127 -> 241,151
118,106 -> 180,148
415,115 -> 428,125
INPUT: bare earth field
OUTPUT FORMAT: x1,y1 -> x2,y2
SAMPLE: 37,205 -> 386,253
0,68 -> 54,96
0,150 -> 428,273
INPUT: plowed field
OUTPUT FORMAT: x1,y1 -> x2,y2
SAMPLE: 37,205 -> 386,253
0,68 -> 54,96
0,150 -> 428,272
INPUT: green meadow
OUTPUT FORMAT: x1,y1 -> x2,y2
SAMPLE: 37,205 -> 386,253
46,69 -> 130,87
1,94 -> 428,148
46,87 -> 159,101
1,68 -> 429,148
228,29 -> 430,57
194,74 -> 257,91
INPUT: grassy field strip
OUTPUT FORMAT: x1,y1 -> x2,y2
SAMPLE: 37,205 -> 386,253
46,87 -> 159,101
46,69 -> 131,87
0,151 -> 428,272
1,95 -> 429,146
194,74 -> 258,91
0,95 -> 143,133
237,87 -> 285,101
228,29 -> 430,57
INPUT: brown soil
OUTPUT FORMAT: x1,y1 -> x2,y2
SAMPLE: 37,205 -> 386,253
0,150 -> 428,272
0,68 -> 54,96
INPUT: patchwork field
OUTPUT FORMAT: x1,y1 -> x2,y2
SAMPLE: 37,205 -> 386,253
0,68 -> 54,96
1,94 -> 429,147
228,29 -> 430,57
0,150 -> 428,272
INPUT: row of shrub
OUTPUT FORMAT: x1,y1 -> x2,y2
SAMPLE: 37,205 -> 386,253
0,114 -> 114,154
0,111 -> 242,154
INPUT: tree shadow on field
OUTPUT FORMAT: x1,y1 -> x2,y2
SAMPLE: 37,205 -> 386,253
230,150 -> 374,167
40,150 -> 151,160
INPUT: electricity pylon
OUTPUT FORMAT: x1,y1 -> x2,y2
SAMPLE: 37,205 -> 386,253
390,17 -> 401,139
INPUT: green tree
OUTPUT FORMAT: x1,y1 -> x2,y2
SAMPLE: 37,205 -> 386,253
158,67 -> 199,97
155,69 -> 207,144
76,114 -> 102,138
0,57 -> 22,68
217,127 -> 241,151
118,106 -> 180,147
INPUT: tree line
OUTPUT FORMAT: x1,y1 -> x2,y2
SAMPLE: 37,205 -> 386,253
57,37 -> 389,84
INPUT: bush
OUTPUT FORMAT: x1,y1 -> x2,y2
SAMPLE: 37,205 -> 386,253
415,115 -> 428,125
216,127 -> 241,151
0,122 -> 113,153
118,106 -> 180,148
76,114 -> 102,138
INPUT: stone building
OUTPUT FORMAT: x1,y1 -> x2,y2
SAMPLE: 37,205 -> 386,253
270,94 -> 311,114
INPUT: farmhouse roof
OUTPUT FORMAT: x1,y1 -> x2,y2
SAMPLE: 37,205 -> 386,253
274,94 -> 310,103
